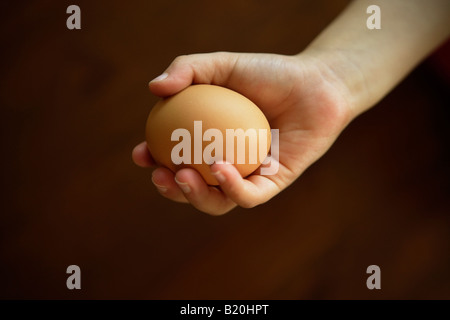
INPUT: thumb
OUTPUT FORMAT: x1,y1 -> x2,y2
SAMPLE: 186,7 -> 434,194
148,52 -> 239,97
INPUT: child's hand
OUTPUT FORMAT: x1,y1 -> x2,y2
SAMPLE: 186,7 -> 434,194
132,52 -> 353,215
134,0 -> 449,215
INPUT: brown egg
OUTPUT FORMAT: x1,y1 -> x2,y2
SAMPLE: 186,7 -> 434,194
145,84 -> 271,185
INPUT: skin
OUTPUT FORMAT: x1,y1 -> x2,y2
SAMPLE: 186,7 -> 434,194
132,0 -> 450,215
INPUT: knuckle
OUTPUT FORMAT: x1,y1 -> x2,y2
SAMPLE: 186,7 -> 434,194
212,51 -> 231,59
237,197 -> 259,209
206,208 -> 231,216
225,183 -> 259,209
171,54 -> 188,66
196,202 -> 235,216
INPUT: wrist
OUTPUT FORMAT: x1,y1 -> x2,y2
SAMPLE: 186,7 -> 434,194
295,47 -> 372,120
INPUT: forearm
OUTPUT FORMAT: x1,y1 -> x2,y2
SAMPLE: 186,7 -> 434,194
300,0 -> 450,118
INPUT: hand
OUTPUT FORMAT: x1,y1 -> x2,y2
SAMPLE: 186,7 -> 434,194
132,52 -> 353,215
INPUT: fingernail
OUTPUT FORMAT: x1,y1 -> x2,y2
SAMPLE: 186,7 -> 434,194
150,72 -> 168,83
211,170 -> 226,183
175,177 -> 191,193
151,176 -> 167,193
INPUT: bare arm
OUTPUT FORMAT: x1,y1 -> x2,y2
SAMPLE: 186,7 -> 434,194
301,0 -> 450,117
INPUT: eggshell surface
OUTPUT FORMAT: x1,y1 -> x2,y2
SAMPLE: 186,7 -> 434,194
145,84 -> 271,185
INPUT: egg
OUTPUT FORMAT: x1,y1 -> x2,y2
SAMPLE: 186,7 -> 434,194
145,84 -> 271,185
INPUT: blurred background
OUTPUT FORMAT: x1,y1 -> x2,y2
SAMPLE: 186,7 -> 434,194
0,0 -> 449,299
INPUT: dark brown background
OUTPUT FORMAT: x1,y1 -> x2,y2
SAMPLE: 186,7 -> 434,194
0,0 -> 449,299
